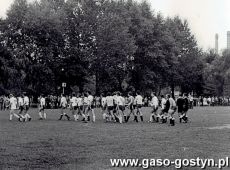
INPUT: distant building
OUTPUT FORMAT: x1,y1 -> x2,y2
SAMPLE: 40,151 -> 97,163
227,31 -> 230,50
215,33 -> 218,54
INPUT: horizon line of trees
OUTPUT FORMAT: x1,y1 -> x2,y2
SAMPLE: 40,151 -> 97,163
0,0 -> 229,97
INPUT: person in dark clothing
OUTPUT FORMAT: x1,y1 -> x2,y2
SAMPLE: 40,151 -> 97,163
177,94 -> 184,123
161,95 -> 170,123
182,94 -> 189,123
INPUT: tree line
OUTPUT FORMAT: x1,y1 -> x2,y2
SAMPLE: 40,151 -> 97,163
0,0 -> 225,97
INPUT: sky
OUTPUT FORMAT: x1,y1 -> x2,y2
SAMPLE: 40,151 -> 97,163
0,0 -> 229,51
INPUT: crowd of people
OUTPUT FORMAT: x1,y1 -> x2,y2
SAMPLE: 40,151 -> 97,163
1,91 -> 194,126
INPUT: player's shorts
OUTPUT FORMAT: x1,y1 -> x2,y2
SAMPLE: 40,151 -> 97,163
107,106 -> 114,111
152,106 -> 158,112
24,105 -> 29,111
19,106 -> 24,112
39,105 -> 45,111
118,105 -> 125,111
137,104 -> 142,109
101,105 -> 106,111
113,104 -> 117,110
129,104 -> 134,111
72,106 -> 77,110
88,105 -> 94,110
133,105 -> 136,109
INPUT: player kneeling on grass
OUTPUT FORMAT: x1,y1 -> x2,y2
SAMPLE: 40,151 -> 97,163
168,94 -> 177,126
23,93 -> 31,121
177,93 -> 184,123
59,94 -> 70,121
38,94 -> 46,120
70,92 -> 78,121
149,92 -> 159,123
134,91 -> 144,122
9,94 -> 20,121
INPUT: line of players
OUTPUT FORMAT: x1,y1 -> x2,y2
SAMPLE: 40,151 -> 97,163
7,91 -> 190,126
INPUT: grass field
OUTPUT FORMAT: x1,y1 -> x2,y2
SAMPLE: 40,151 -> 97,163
1,107 -> 230,170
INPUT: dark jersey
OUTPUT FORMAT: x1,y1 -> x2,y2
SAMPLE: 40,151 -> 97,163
177,97 -> 184,113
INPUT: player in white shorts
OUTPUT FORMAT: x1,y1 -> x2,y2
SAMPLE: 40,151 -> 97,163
168,94 -> 177,126
58,94 -> 70,121
9,94 -> 20,121
77,93 -> 86,121
134,90 -> 144,122
23,93 -> 31,121
149,92 -> 159,123
86,91 -> 95,122
116,92 -> 125,123
70,93 -> 78,121
39,94 -> 46,120
18,94 -> 25,121
106,92 -> 115,122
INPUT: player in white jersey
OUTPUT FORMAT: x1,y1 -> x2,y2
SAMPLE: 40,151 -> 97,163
18,94 -> 25,121
38,94 -> 46,120
76,93 -> 84,121
9,94 -> 20,121
23,93 -> 31,121
149,92 -> 159,123
100,93 -> 107,122
159,95 -> 167,123
116,92 -> 125,123
58,94 -> 70,121
82,93 -> 89,122
86,91 -> 95,122
70,93 -> 78,121
125,92 -> 134,123
134,90 -> 144,122
168,94 -> 177,126
106,92 -> 115,122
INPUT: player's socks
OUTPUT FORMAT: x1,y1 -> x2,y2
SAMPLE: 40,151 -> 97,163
74,115 -> 77,121
103,113 -> 106,120
140,115 -> 143,122
65,114 -> 70,120
39,112 -> 43,119
171,117 -> 175,126
93,115 -> 96,122
126,115 -> 130,122
124,115 -> 127,122
44,113 -> 47,119
10,114 -> 13,121
59,114 -> 63,120
87,116 -> 90,121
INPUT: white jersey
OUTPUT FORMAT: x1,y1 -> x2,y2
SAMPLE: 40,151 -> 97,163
135,95 -> 143,105
128,96 -> 134,105
106,96 -> 114,107
23,96 -> 29,106
60,96 -> 67,107
88,95 -> 94,105
151,96 -> 159,107
101,97 -> 106,107
70,97 -> 77,107
77,97 -> 83,106
40,97 -> 46,107
117,96 -> 125,106
113,95 -> 118,105
10,97 -> 17,110
161,98 -> 166,109
83,97 -> 88,105
18,97 -> 23,106
169,97 -> 176,108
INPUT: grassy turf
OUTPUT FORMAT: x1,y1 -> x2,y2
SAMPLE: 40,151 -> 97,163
0,107 -> 230,170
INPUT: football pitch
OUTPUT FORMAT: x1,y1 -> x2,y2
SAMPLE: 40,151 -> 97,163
0,107 -> 230,170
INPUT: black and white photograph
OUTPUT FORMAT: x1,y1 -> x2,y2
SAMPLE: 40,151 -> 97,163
0,0 -> 230,169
